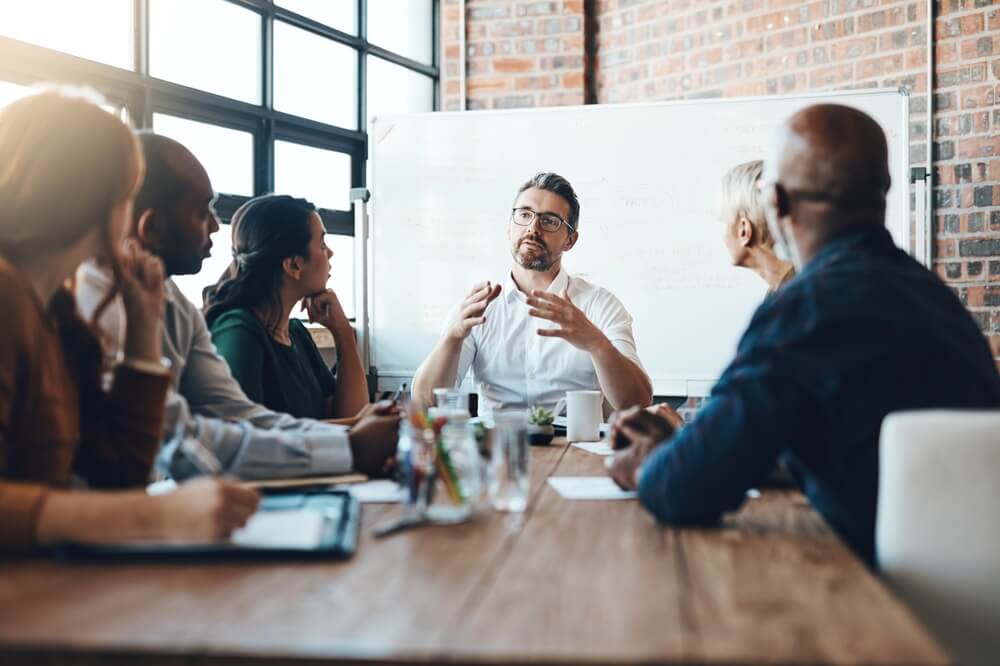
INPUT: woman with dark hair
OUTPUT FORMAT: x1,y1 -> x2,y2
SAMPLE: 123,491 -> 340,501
0,88 -> 258,550
204,195 -> 370,421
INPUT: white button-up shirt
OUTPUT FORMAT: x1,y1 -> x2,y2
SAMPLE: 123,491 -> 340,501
451,268 -> 646,417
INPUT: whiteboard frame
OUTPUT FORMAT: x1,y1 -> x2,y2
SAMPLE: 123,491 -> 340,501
364,88 -> 911,395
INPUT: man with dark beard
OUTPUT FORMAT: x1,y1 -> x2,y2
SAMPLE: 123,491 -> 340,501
413,172 -> 652,417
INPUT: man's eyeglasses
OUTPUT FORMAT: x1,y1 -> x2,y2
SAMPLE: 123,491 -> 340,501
511,207 -> 576,233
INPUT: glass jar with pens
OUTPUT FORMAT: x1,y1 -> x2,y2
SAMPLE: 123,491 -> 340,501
396,390 -> 482,524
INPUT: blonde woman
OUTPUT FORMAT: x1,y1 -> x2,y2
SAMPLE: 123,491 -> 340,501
720,159 -> 796,293
0,88 -> 258,550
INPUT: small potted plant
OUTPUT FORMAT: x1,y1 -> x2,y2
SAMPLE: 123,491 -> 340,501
527,405 -> 555,445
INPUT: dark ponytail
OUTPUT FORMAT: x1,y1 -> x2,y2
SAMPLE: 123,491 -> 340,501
203,194 -> 317,333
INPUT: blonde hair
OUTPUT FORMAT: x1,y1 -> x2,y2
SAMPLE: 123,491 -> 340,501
0,86 -> 143,262
720,159 -> 772,249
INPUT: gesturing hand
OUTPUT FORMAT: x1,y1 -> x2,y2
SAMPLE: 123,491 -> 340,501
302,289 -> 350,332
527,287 -> 607,352
447,281 -> 502,341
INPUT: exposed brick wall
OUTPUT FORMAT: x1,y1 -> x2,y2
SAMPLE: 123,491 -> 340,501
933,0 -> 1000,363
440,0 -> 1000,367
441,0 -> 587,110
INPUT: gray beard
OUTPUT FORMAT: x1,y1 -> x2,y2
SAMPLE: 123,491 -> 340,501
512,245 -> 553,271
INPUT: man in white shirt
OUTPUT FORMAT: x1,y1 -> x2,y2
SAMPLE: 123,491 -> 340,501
412,172 -> 652,416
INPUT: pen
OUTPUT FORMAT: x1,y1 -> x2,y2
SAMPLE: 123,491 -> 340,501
392,383 -> 408,405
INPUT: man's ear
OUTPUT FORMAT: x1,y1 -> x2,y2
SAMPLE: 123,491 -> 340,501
282,256 -> 303,280
563,231 -> 579,252
134,208 -> 159,248
738,217 -> 754,247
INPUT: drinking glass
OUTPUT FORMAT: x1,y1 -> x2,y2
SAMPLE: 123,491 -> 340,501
488,409 -> 530,512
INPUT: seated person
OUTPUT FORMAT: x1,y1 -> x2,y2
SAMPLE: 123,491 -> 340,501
0,88 -> 257,550
204,195 -> 366,422
608,104 -> 1000,568
413,172 -> 652,416
76,135 -> 398,481
720,159 -> 795,292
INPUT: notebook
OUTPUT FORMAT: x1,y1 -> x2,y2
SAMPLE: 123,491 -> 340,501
58,490 -> 360,561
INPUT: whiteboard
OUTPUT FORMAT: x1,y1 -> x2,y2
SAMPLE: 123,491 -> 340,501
367,89 -> 909,395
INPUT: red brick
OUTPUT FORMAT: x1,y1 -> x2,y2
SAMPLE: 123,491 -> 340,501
492,57 -> 536,73
961,35 -> 1000,60
960,13 -> 986,35
960,85 -> 996,110
562,71 -> 584,89
958,136 -> 1000,160
990,160 -> 1000,182
466,77 -> 511,94
832,36 -> 878,61
809,63 -> 855,88
936,239 -> 958,259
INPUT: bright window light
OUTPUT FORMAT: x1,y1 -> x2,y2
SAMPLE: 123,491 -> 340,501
276,0 -> 356,34
152,113 -> 254,196
274,141 -> 352,212
366,55 -> 434,131
368,0 -> 433,65
274,21 -> 357,130
0,0 -> 133,69
326,234 -> 355,319
150,0 -> 261,103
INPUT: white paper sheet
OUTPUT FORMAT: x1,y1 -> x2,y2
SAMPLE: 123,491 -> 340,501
349,480 -> 405,503
547,476 -> 638,500
571,440 -> 614,456
230,510 -> 325,549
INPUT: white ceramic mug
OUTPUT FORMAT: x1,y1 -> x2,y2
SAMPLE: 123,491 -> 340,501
554,390 -> 603,442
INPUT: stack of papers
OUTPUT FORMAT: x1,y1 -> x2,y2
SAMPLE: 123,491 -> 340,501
571,441 -> 614,456
231,510 -> 326,549
547,476 -> 637,500
349,480 -> 406,503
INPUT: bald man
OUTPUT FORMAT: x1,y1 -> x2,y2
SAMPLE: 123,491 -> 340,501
76,132 -> 400,480
608,104 -> 1000,567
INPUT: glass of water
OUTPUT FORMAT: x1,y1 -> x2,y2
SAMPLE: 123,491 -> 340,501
488,409 -> 530,512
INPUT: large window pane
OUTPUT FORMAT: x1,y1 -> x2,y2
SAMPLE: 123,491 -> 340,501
0,0 -> 133,69
366,56 -> 434,131
150,0 -> 260,104
276,1 -> 357,35
368,0 -> 433,65
152,114 -> 254,196
326,234 -> 355,319
274,141 -> 352,211
274,21 -> 357,129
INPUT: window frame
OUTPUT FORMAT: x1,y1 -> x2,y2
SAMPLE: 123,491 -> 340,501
0,0 -> 440,236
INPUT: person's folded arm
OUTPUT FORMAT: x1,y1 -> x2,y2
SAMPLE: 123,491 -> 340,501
637,351 -> 812,525
74,362 -> 171,488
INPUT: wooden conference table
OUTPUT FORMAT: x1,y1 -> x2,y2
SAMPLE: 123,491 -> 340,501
0,439 -> 948,665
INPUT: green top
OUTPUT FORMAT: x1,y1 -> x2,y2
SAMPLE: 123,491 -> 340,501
209,309 -> 336,419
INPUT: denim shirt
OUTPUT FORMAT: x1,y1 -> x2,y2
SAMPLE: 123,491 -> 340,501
638,224 -> 1000,567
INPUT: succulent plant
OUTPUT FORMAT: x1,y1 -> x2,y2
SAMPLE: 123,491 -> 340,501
529,405 -> 555,426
